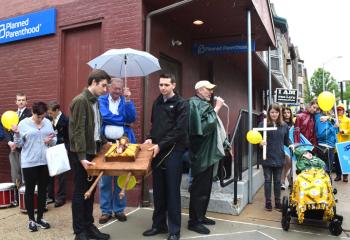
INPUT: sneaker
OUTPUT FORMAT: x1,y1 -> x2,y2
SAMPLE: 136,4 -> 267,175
46,197 -> 55,204
28,220 -> 38,232
36,219 -> 50,229
265,202 -> 272,211
281,184 -> 286,190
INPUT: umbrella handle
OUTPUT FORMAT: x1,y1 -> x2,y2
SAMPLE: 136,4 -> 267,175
124,55 -> 127,88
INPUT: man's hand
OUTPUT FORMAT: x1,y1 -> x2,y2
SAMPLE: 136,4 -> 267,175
144,139 -> 152,144
80,160 -> 96,169
320,116 -> 329,122
214,97 -> 224,113
123,87 -> 131,100
259,140 -> 266,146
148,144 -> 160,158
8,141 -> 16,151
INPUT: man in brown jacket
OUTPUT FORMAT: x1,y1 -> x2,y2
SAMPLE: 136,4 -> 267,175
69,69 -> 111,240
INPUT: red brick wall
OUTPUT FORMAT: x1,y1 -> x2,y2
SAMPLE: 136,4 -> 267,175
0,1 -> 144,205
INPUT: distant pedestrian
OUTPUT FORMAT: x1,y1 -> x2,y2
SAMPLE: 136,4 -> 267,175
334,104 -> 350,182
294,99 -> 318,146
281,107 -> 294,190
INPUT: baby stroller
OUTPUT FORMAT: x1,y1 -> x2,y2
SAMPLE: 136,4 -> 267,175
281,144 -> 343,236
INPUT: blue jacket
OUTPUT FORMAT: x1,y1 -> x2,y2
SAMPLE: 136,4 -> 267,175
315,113 -> 338,147
99,94 -> 136,143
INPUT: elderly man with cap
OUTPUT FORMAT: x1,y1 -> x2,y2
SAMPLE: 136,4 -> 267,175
334,103 -> 350,182
187,80 -> 230,235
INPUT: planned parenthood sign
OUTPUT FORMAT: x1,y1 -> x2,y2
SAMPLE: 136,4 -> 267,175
193,41 -> 256,55
0,8 -> 56,45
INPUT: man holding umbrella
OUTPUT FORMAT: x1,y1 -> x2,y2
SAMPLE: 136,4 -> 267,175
98,78 -> 136,224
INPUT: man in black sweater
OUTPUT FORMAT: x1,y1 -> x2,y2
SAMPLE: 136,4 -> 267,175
143,74 -> 188,240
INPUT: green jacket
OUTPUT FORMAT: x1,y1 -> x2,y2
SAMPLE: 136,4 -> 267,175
69,88 -> 106,161
188,96 -> 227,176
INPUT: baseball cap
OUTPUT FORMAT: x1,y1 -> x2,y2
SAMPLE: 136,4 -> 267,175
194,80 -> 216,90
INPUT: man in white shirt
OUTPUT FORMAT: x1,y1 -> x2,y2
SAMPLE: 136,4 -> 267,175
98,78 -> 137,224
4,93 -> 32,192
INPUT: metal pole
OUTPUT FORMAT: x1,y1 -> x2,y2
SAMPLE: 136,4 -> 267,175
322,63 -> 325,91
268,46 -> 272,105
247,9 -> 253,204
340,81 -> 344,101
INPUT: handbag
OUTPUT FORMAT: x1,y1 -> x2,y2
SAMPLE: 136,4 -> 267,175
46,143 -> 71,177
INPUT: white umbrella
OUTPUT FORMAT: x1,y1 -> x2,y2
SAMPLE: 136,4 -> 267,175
87,48 -> 161,87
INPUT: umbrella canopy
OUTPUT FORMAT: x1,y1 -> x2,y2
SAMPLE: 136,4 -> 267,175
87,48 -> 161,79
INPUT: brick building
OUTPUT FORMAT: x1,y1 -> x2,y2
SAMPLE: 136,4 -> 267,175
0,0 -> 279,205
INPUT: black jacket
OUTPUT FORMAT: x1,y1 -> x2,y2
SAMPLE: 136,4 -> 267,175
149,93 -> 188,152
54,112 -> 70,151
4,107 -> 32,144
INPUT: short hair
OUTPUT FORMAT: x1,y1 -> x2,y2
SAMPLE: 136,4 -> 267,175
32,102 -> 48,115
88,69 -> 111,86
160,73 -> 175,83
16,92 -> 27,100
309,99 -> 318,106
47,100 -> 60,111
111,78 -> 124,85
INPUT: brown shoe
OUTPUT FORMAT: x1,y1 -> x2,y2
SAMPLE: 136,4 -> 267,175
343,176 -> 348,182
98,214 -> 112,224
115,212 -> 127,222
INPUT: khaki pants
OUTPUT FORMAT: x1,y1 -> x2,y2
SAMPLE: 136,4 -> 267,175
9,150 -> 23,185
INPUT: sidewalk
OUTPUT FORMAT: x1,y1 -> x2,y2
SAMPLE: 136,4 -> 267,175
0,175 -> 349,239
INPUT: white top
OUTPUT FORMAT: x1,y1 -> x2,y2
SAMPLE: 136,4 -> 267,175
104,95 -> 124,140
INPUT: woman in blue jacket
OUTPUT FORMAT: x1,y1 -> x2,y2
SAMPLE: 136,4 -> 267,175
315,111 -> 339,173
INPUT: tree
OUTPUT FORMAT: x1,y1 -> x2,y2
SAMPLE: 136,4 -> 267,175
308,68 -> 339,100
303,77 -> 313,103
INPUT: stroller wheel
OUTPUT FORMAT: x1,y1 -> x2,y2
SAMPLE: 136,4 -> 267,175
329,218 -> 343,236
281,196 -> 290,231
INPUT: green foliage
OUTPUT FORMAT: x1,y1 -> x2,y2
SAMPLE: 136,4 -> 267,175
306,68 -> 339,104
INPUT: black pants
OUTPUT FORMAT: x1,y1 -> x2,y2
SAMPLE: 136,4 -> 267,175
22,165 -> 49,221
188,165 -> 214,226
47,172 -> 66,202
71,153 -> 96,234
334,152 -> 348,177
151,150 -> 184,235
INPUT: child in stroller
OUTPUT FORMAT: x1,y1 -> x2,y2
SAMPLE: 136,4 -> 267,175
281,145 -> 343,236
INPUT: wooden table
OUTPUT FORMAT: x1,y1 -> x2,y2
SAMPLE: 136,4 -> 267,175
86,143 -> 154,176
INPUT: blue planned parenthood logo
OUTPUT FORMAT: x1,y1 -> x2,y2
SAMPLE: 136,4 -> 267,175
0,8 -> 56,45
192,41 -> 256,55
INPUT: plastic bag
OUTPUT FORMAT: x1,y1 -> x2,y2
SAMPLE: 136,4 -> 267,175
46,143 -> 70,176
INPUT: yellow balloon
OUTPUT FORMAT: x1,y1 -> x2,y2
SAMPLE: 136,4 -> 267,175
246,130 -> 262,144
1,111 -> 19,130
318,91 -> 335,112
117,175 -> 137,190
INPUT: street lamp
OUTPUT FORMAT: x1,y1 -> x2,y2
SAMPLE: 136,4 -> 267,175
322,55 -> 343,91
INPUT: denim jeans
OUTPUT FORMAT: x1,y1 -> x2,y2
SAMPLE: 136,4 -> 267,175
99,176 -> 126,215
263,166 -> 283,204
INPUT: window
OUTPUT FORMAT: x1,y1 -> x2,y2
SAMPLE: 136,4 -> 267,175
271,57 -> 279,71
298,63 -> 303,77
